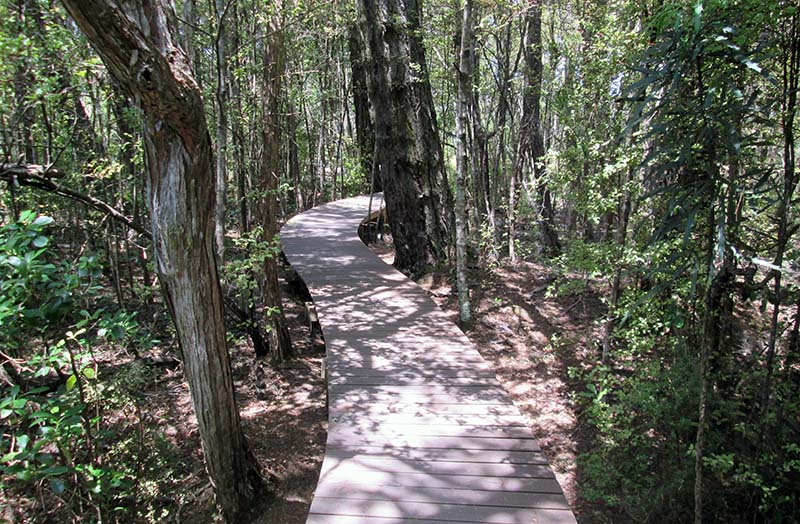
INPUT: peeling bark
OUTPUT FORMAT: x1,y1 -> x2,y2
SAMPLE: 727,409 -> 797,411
60,2 -> 262,521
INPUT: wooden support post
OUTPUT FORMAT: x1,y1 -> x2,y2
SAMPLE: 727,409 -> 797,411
305,301 -> 319,331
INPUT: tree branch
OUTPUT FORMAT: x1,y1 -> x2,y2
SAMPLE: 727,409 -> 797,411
1,163 -> 148,236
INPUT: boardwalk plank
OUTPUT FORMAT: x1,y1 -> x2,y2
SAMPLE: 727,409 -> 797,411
325,433 -> 541,452
311,485 -> 569,509
324,446 -> 549,465
327,421 -> 538,440
316,471 -> 560,494
281,195 -> 577,524
318,453 -> 556,478
309,497 -> 570,523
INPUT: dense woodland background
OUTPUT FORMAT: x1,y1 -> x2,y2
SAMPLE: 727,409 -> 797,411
1,0 -> 799,522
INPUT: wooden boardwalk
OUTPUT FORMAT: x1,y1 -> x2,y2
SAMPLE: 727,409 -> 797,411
281,195 -> 578,524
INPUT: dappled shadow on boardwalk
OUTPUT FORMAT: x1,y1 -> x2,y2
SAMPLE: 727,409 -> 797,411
281,195 -> 578,524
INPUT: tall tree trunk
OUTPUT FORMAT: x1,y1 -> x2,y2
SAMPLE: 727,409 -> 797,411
492,21 -> 514,257
13,0 -> 35,164
762,13 -> 799,413
181,0 -> 196,68
61,3 -> 263,521
213,0 -> 229,262
287,100 -> 304,210
359,0 -> 454,274
455,0 -> 473,325
470,52 -> 490,239
301,91 -> 317,208
348,22 -> 377,191
523,0 -> 560,257
259,2 -> 292,362
601,165 -> 632,364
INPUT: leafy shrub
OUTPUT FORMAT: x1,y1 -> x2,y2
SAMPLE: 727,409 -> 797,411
1,212 -> 185,523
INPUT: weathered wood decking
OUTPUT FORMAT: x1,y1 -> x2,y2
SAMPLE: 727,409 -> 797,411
281,195 -> 578,524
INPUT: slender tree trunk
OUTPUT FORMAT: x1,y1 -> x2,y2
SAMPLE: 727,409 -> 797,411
524,0 -> 560,257
13,1 -> 35,164
602,166 -> 632,363
762,14 -> 799,413
181,0 -> 196,68
61,3 -> 263,521
287,100 -> 304,210
491,22 -> 514,257
470,62 -> 490,238
695,262 -> 731,524
348,22 -> 377,191
509,146 -> 519,261
213,0 -> 229,262
455,0 -> 473,325
259,2 -> 292,361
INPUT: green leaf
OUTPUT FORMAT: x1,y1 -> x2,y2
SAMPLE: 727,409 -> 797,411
42,465 -> 70,476
82,368 -> 96,380
32,236 -> 49,248
19,210 -> 37,223
65,374 -> 77,392
111,325 -> 125,340
32,216 -> 54,227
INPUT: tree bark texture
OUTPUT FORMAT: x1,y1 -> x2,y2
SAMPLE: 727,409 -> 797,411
259,2 -> 293,361
358,0 -> 454,274
213,0 -> 230,262
59,2 -> 262,521
455,0 -> 473,325
514,0 -> 561,258
348,22 -> 377,191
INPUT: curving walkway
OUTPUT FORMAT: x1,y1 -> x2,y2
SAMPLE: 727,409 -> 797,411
281,195 -> 578,524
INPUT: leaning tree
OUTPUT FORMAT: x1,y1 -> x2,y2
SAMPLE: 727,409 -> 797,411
59,1 -> 262,521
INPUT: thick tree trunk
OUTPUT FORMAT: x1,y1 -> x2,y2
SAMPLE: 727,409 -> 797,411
359,0 -> 453,274
60,2 -> 262,521
455,0 -> 473,325
259,3 -> 292,362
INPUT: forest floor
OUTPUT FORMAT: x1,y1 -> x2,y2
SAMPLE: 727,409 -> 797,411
120,266 -> 330,524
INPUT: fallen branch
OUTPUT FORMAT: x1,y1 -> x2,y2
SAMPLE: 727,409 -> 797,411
1,163 -> 148,236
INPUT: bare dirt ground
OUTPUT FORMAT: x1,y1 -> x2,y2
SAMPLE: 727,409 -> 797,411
136,265 -> 329,524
